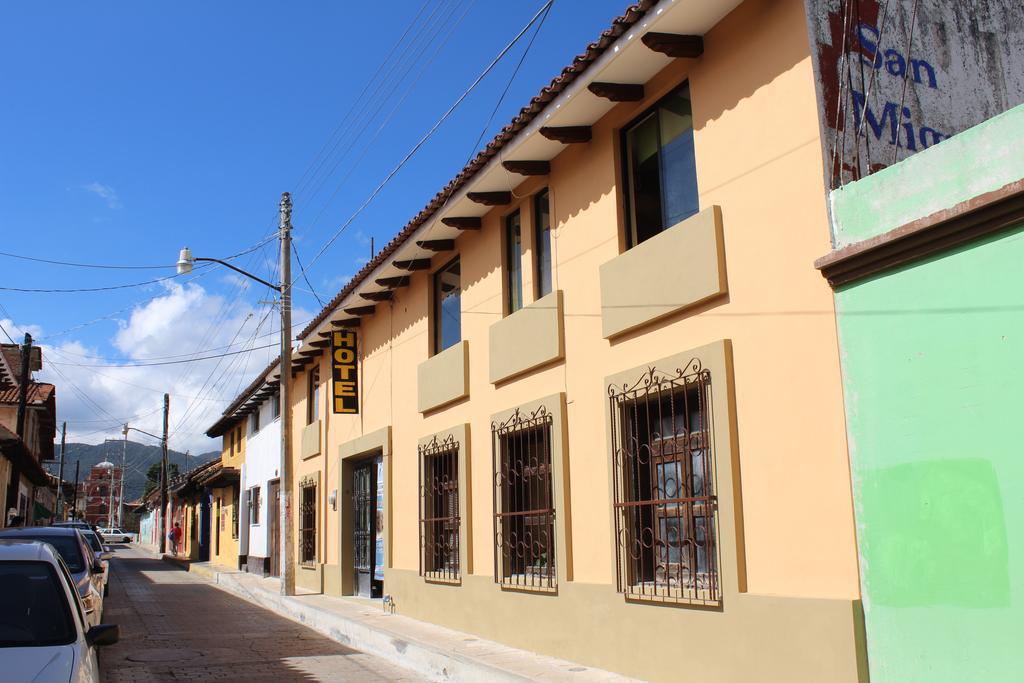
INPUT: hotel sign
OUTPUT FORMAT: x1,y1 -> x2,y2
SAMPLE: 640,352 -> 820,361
331,329 -> 359,414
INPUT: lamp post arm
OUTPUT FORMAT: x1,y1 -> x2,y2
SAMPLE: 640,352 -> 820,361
125,426 -> 164,442
194,257 -> 278,291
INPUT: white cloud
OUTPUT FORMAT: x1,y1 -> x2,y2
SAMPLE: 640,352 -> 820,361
82,182 -> 122,209
32,282 -> 297,455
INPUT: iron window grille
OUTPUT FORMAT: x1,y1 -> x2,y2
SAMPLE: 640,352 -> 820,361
249,486 -> 260,525
418,434 -> 461,582
231,489 -> 239,540
609,360 -> 720,605
299,478 -> 317,566
491,406 -> 556,591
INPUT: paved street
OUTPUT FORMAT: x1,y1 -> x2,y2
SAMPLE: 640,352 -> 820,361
99,545 -> 421,682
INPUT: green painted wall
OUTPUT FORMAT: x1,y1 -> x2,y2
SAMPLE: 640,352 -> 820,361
832,103 -> 1024,681
831,103 -> 1024,248
837,227 -> 1024,681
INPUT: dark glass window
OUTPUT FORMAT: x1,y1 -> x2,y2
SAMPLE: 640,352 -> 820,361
623,82 -> 698,246
249,410 -> 260,435
0,562 -> 76,647
249,486 -> 261,525
534,190 -> 552,299
433,257 -> 462,353
506,211 -> 523,314
271,391 -> 281,419
307,366 -> 320,425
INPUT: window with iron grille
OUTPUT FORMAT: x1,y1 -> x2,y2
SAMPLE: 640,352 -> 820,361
418,435 -> 460,581
231,488 -> 239,540
299,478 -> 317,566
608,360 -> 719,605
249,486 -> 260,525
491,406 -> 556,591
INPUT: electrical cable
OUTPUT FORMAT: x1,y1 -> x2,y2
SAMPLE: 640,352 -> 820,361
0,251 -> 175,270
48,342 -> 279,368
296,0 -> 555,280
292,243 -> 324,307
0,264 -> 212,293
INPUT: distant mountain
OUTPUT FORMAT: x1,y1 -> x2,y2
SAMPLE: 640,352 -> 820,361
47,441 -> 220,503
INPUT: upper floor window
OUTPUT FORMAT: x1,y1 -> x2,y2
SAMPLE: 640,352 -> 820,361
307,366 -> 320,425
505,210 -> 523,314
433,257 -> 461,354
249,410 -> 260,435
534,189 -> 552,298
623,82 -> 698,247
234,426 -> 242,453
271,390 -> 281,419
227,429 -> 235,454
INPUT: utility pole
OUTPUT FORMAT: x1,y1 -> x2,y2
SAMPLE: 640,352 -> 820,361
106,440 -> 116,529
56,422 -> 67,519
119,425 -> 128,528
279,192 -> 295,596
159,393 -> 170,554
70,461 -> 80,520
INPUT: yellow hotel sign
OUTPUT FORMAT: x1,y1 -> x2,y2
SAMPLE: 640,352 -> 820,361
331,329 -> 358,414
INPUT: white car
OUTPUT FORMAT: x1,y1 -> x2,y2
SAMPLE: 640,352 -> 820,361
97,528 -> 133,543
0,539 -> 119,682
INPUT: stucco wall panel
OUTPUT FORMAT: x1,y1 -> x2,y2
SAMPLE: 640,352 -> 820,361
488,290 -> 565,383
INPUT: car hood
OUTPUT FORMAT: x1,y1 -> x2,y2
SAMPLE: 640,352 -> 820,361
0,645 -> 75,683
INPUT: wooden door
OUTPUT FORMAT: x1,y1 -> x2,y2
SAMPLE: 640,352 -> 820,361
268,479 -> 281,578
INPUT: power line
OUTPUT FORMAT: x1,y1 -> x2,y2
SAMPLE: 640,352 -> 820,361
0,320 -> 14,344
297,0 -> 554,279
0,251 -> 175,270
292,243 -> 324,307
0,265 -> 212,294
48,341 -> 279,369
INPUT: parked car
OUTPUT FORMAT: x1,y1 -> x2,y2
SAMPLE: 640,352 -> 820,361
97,527 -> 133,543
78,530 -> 111,595
0,539 -> 119,682
0,527 -> 106,626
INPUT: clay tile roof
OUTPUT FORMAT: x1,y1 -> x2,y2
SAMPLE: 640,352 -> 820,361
205,358 -> 281,438
297,0 -> 656,342
0,382 -> 55,405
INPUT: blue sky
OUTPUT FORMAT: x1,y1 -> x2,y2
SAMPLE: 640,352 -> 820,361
0,0 -> 629,452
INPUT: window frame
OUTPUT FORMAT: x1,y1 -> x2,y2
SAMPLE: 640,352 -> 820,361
249,409 -> 260,435
248,485 -> 261,526
306,366 -> 320,425
299,478 -> 318,567
505,209 -> 523,314
491,406 -> 557,592
608,360 -> 720,606
620,81 -> 698,250
533,189 -> 552,299
418,434 -> 461,582
432,256 -> 462,355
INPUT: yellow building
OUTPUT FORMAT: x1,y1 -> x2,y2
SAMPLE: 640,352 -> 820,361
284,0 -> 864,679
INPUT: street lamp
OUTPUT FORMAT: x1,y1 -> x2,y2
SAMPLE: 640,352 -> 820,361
176,192 -> 295,597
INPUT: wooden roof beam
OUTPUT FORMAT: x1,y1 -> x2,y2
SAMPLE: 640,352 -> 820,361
376,276 -> 410,289
345,305 -> 376,316
539,126 -> 591,144
588,82 -> 644,102
441,216 -> 482,230
416,239 -> 455,252
308,338 -> 330,348
467,191 -> 512,206
361,290 -> 394,302
502,160 -> 550,176
330,318 -> 361,328
393,258 -> 432,271
641,32 -> 704,59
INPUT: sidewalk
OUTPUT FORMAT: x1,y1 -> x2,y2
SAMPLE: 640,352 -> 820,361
157,554 -> 637,682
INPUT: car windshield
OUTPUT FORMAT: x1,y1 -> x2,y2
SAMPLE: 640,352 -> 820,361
0,561 -> 76,647
6,536 -> 86,573
82,532 -> 103,554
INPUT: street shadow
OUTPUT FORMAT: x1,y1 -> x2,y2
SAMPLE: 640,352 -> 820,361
100,554 -> 400,682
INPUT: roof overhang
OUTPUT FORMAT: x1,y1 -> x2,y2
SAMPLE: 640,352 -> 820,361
295,0 -> 742,352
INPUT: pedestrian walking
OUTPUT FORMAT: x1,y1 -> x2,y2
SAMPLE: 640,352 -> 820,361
169,522 -> 182,555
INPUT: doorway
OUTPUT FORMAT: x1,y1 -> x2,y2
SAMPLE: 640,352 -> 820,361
352,456 -> 383,598
268,479 -> 281,578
